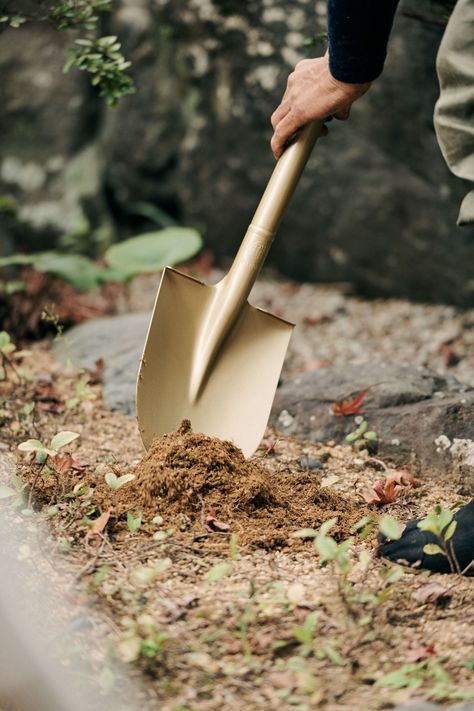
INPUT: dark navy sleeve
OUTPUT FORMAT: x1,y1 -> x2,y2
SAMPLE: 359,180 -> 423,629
327,0 -> 400,83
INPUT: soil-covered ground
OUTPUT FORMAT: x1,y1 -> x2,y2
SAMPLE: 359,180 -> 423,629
1,336 -> 473,711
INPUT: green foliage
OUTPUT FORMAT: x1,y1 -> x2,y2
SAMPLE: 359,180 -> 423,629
104,472 -> 135,490
64,35 -> 134,106
105,228 -> 203,279
417,505 -> 461,573
378,514 -> 403,541
52,0 -> 112,30
18,430 -> 79,460
376,658 -> 474,701
1,1 -> 134,107
345,416 -> 377,450
0,15 -> 26,28
0,227 -> 203,292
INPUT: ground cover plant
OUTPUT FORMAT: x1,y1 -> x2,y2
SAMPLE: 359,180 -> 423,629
0,328 -> 472,711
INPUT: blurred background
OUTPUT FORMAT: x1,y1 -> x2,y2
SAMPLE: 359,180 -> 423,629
1,0 -> 473,308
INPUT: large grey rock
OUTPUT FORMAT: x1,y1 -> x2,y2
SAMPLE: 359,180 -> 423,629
270,362 -> 474,482
2,0 -> 474,302
55,312 -> 150,415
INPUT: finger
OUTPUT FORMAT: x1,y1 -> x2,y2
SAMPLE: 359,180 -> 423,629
270,101 -> 291,130
333,106 -> 351,121
271,111 -> 301,158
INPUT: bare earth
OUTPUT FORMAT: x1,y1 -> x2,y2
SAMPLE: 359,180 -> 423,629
0,334 -> 473,710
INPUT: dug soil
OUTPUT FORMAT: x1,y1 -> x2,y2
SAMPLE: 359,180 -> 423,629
94,420 -> 366,548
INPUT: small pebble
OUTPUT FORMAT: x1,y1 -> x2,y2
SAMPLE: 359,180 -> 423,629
299,456 -> 321,470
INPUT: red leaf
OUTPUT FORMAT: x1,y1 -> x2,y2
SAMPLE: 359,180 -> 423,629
86,508 -> 111,538
362,469 -> 416,506
332,389 -> 369,417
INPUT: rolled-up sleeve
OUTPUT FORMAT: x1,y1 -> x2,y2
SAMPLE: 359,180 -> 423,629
328,0 -> 400,83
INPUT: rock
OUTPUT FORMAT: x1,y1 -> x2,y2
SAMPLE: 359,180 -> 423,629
2,0 -> 474,303
270,362 -> 474,476
54,312 -> 150,415
0,23 -> 111,254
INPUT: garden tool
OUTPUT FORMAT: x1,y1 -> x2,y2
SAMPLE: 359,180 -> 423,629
136,119 -> 324,457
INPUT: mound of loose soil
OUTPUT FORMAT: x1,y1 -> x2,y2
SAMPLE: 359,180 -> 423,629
119,420 -> 366,548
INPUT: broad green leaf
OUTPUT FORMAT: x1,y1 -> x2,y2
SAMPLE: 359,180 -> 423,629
18,439 -> 46,453
379,515 -> 403,541
444,520 -> 457,541
205,561 -> 232,582
104,227 -> 203,277
364,431 -> 378,441
50,431 -> 80,451
0,485 -> 16,499
105,472 -> 135,490
33,253 -> 104,291
0,254 -> 36,267
0,331 -> 12,350
423,543 -> 446,556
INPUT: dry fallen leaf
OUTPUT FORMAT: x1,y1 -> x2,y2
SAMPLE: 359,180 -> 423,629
332,389 -> 369,417
87,508 -> 112,538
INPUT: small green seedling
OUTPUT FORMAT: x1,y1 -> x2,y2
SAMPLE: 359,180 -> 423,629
127,511 -> 142,533
346,416 -> 377,451
417,505 -> 460,573
104,472 -> 135,490
66,377 -> 96,410
0,331 -> 29,381
18,431 -> 80,462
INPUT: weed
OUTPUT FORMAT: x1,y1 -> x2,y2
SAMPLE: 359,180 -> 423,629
417,505 -> 468,574
346,416 -> 377,452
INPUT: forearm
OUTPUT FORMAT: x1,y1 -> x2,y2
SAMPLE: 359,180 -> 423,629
327,0 -> 400,83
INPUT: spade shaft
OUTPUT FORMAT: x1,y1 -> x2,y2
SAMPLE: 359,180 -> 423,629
189,120 -> 324,401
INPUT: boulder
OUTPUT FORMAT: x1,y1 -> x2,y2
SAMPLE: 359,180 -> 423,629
270,362 -> 474,486
2,0 -> 474,303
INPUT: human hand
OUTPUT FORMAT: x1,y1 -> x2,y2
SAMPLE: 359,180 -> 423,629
270,55 -> 371,158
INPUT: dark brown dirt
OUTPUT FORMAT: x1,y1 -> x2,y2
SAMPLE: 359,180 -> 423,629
114,420 -> 367,548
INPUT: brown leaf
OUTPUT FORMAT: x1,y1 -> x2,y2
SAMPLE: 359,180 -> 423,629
51,452 -> 74,476
412,582 -> 450,604
332,389 -> 369,417
85,357 -> 105,385
86,508 -> 112,538
362,478 -> 401,506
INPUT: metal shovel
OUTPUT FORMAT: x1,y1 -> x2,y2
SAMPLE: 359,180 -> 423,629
136,119 -> 324,457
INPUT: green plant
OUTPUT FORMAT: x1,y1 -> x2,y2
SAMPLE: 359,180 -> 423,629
64,35 -> 134,106
127,511 -> 142,533
346,416 -> 377,451
376,658 -> 474,701
117,614 -> 169,664
0,330 -> 29,381
104,472 -> 135,490
0,227 -> 203,292
417,505 -> 462,573
1,1 -> 134,106
66,377 -> 96,409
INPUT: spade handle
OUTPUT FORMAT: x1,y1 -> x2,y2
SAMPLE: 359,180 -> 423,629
227,119 -> 324,292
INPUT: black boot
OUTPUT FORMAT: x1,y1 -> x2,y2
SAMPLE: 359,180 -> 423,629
378,499 -> 474,574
